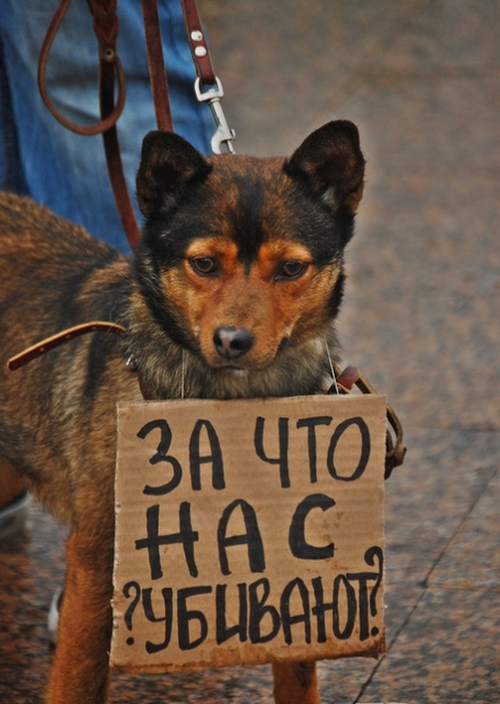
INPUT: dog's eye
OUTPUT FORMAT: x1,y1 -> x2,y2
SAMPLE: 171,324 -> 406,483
190,257 -> 219,276
276,261 -> 309,280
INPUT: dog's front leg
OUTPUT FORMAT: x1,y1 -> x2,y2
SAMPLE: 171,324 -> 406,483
47,530 -> 113,704
272,661 -> 320,704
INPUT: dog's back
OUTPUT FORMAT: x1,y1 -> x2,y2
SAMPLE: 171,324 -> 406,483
0,192 -> 134,521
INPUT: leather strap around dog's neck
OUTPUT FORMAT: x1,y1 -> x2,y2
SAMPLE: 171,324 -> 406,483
331,363 -> 407,479
6,322 -> 126,371
7,324 -> 406,479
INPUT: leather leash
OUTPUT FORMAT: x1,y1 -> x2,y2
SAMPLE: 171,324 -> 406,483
38,0 -> 126,137
38,0 -> 141,251
140,0 -> 173,132
37,0 -> 235,252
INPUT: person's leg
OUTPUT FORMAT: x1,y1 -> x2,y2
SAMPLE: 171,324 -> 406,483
0,0 -> 213,251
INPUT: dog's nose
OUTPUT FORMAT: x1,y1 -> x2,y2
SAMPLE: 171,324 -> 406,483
213,326 -> 254,360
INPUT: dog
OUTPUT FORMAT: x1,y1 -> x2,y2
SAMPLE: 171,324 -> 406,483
0,120 -> 365,704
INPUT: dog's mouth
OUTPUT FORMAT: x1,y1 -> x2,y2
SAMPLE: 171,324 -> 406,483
220,367 -> 250,377
207,358 -> 271,373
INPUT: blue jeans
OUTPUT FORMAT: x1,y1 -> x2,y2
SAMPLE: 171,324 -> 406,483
0,0 -> 213,251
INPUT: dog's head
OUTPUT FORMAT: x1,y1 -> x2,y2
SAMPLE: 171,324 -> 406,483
131,121 -> 365,397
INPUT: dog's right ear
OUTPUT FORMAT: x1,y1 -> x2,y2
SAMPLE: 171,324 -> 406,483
286,120 -> 365,214
136,131 -> 212,218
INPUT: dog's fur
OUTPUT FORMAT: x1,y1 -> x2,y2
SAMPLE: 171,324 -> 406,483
0,120 -> 365,704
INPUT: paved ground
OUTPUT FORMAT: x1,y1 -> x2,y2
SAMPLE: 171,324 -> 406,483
1,1 -> 499,702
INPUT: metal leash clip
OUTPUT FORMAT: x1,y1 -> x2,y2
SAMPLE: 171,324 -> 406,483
194,77 -> 236,154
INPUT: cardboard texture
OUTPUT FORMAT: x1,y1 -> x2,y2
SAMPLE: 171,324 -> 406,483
111,394 -> 387,673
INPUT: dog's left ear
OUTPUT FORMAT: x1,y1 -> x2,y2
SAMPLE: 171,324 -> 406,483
136,130 -> 212,218
286,120 -> 365,214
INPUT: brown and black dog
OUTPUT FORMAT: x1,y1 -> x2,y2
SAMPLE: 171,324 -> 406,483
0,120 -> 365,704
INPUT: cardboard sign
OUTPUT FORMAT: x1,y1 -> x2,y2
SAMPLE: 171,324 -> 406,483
111,394 -> 387,672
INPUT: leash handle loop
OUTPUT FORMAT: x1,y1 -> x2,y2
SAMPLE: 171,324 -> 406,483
37,0 -> 126,136
38,0 -> 141,251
